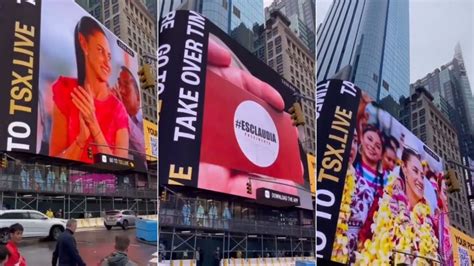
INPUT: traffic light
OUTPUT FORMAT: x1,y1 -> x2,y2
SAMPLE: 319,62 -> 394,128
160,190 -> 167,201
246,180 -> 252,194
288,102 -> 305,126
138,64 -> 155,90
445,169 -> 461,193
87,147 -> 93,159
0,154 -> 7,169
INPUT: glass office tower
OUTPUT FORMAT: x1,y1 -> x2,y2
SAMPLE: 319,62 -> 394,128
159,0 -> 264,52
317,0 -> 410,103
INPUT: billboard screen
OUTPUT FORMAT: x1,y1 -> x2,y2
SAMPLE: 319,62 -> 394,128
316,79 -> 454,265
449,226 -> 474,266
158,10 -> 313,209
143,119 -> 157,161
0,0 -> 146,171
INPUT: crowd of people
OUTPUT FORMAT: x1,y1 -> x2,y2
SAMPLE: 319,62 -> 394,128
330,98 -> 453,265
0,220 -> 137,266
180,201 -> 232,229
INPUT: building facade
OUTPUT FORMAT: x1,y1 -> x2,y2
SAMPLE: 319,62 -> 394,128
77,0 -> 158,123
159,0 -> 264,53
264,11 -> 315,153
411,44 -> 474,161
266,0 -> 315,55
400,87 -> 473,236
317,0 -> 410,109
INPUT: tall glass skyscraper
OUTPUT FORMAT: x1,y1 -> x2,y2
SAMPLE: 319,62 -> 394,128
412,44 -> 474,160
159,0 -> 264,52
317,0 -> 410,103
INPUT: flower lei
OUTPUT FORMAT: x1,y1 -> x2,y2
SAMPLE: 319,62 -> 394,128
354,175 -> 439,266
331,168 -> 357,264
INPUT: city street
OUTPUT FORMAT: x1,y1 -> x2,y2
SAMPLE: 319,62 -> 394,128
19,227 -> 156,265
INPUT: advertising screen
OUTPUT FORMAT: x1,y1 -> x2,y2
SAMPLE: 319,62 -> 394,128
316,80 -> 454,265
449,226 -> 474,266
158,10 -> 312,210
0,0 -> 146,171
143,119 -> 158,161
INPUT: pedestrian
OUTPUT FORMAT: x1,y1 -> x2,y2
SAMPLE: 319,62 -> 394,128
46,208 -> 54,218
213,247 -> 221,266
182,250 -> 188,260
5,223 -> 26,266
99,235 -> 137,266
195,247 -> 201,266
55,209 -> 63,219
52,219 -> 86,266
0,245 -> 9,265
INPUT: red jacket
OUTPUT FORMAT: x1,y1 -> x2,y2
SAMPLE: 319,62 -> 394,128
5,241 -> 26,266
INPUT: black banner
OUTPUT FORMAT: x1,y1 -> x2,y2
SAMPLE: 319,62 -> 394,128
0,0 -> 41,153
256,188 -> 300,207
316,79 -> 360,259
158,10 -> 209,187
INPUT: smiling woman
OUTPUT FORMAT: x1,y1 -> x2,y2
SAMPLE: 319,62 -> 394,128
48,16 -> 129,163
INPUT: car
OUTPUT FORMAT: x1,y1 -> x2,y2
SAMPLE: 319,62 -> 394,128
103,210 -> 138,230
0,210 -> 67,243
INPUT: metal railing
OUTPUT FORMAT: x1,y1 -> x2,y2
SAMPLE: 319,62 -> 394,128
0,177 -> 156,198
159,212 -> 313,238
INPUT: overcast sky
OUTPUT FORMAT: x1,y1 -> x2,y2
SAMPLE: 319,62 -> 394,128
316,0 -> 474,94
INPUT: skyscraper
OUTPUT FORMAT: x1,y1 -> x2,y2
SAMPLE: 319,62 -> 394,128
400,88 -> 473,236
266,0 -> 315,55
159,0 -> 264,52
264,10 -> 315,153
411,44 -> 474,161
317,0 -> 410,105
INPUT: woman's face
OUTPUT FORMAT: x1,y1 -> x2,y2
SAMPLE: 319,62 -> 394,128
403,155 -> 424,202
361,130 -> 382,165
83,32 -> 111,82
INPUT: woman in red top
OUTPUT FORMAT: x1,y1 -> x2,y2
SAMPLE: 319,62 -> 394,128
49,16 -> 129,163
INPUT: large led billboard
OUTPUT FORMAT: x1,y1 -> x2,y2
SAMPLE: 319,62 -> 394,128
316,80 -> 454,265
449,226 -> 474,266
158,10 -> 313,209
0,0 -> 146,171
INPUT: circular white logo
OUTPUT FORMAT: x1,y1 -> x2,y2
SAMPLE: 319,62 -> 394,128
233,101 -> 279,167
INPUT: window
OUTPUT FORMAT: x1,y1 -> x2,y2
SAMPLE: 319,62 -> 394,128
290,66 -> 293,74
232,6 -> 240,18
272,28 -> 278,37
113,14 -> 120,26
266,31 -> 272,39
413,119 -> 418,127
112,3 -> 119,14
275,44 -> 282,54
421,134 -> 426,142
419,109 -> 425,116
413,128 -> 418,135
277,64 -> 283,75
128,27 -> 131,34
420,116 -> 425,124
268,59 -> 274,68
275,36 -> 281,45
0,212 -> 28,219
105,20 -> 111,28
114,25 -> 120,36
105,9 -> 110,19
276,54 -> 282,65
268,49 -> 273,58
372,73 -> 378,82
222,0 -> 228,9
420,125 -> 426,134
29,212 -> 46,220
382,80 -> 389,91
417,100 -> 422,108
268,41 -> 273,50
412,113 -> 418,120
104,0 -> 110,9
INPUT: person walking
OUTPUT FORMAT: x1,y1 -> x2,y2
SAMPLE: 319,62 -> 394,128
4,223 -> 26,266
52,219 -> 85,266
99,235 -> 137,266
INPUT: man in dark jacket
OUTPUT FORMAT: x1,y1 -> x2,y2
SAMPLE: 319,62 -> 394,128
100,235 -> 137,266
52,219 -> 85,266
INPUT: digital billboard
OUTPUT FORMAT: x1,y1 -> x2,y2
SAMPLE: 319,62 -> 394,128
0,0 -> 146,171
158,10 -> 313,209
449,226 -> 474,266
143,119 -> 157,161
316,79 -> 454,265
